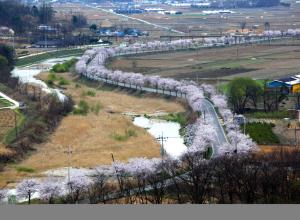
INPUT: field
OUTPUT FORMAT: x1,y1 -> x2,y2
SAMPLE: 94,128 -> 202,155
0,110 -> 15,140
258,145 -> 300,154
0,71 -> 186,187
245,122 -> 280,145
0,110 -> 15,156
15,48 -> 85,67
129,5 -> 300,35
53,3 -> 300,38
109,40 -> 300,82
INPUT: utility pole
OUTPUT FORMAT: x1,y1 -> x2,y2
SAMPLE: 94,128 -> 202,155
157,132 -> 168,160
64,146 -> 73,184
111,153 -> 123,193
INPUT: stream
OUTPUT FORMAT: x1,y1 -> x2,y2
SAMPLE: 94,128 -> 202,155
1,57 -> 188,204
11,56 -> 78,102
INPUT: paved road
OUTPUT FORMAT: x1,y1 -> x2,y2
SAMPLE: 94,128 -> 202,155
86,76 -> 228,157
201,99 -> 228,156
0,91 -> 19,110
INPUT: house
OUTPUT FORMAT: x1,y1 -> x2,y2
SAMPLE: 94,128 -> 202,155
267,75 -> 300,94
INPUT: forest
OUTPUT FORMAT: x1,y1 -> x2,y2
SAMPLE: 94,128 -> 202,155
0,1 -> 53,34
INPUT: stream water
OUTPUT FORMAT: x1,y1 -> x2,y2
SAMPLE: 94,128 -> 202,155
133,116 -> 187,158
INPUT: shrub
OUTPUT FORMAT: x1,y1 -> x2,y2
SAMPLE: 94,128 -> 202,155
91,103 -> 102,115
58,77 -> 70,86
46,73 -> 57,86
162,112 -> 188,127
73,100 -> 89,115
111,129 -> 137,141
51,58 -> 78,73
85,90 -> 96,97
15,166 -> 35,173
144,114 -> 151,119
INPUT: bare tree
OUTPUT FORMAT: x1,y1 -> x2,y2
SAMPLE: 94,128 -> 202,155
66,175 -> 91,204
240,22 -> 247,32
179,152 -> 214,204
264,22 -> 271,31
88,169 -> 110,204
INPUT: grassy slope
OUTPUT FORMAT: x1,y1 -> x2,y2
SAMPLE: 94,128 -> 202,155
16,48 -> 84,67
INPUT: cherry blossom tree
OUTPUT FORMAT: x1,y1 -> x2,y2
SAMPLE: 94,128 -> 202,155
16,179 -> 39,204
66,175 -> 91,204
0,189 -> 7,203
76,38 -> 259,157
39,177 -> 62,204
86,166 -> 114,204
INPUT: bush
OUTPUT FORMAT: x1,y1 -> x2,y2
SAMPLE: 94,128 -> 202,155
111,129 -> 137,141
15,166 -> 35,173
51,58 -> 77,73
161,112 -> 188,127
73,100 -> 89,115
46,73 -> 57,86
245,122 -> 280,145
58,77 -> 70,86
86,90 -> 96,96
91,103 -> 102,115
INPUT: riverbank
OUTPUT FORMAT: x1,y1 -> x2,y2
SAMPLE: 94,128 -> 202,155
0,61 -> 186,188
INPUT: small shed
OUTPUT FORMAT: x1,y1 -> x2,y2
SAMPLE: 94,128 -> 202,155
267,76 -> 300,94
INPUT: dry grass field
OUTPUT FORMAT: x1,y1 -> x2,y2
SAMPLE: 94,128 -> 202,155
53,3 -> 168,39
0,72 -> 185,187
109,40 -> 300,81
0,110 -> 14,140
0,109 -> 15,157
258,145 -> 300,154
53,3 -> 300,38
130,5 -> 300,34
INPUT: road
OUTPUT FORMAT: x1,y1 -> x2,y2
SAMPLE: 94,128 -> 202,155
0,91 -> 19,110
87,75 -> 228,157
85,5 -> 185,35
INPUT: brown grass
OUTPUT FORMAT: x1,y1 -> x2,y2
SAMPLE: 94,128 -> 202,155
0,72 -> 185,187
0,109 -> 15,142
258,145 -> 300,154
109,41 -> 300,81
0,143 -> 13,156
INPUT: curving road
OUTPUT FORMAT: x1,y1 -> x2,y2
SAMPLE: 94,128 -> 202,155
85,75 -> 228,157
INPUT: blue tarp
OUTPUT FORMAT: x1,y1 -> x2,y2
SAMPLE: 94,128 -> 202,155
267,81 -> 291,88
